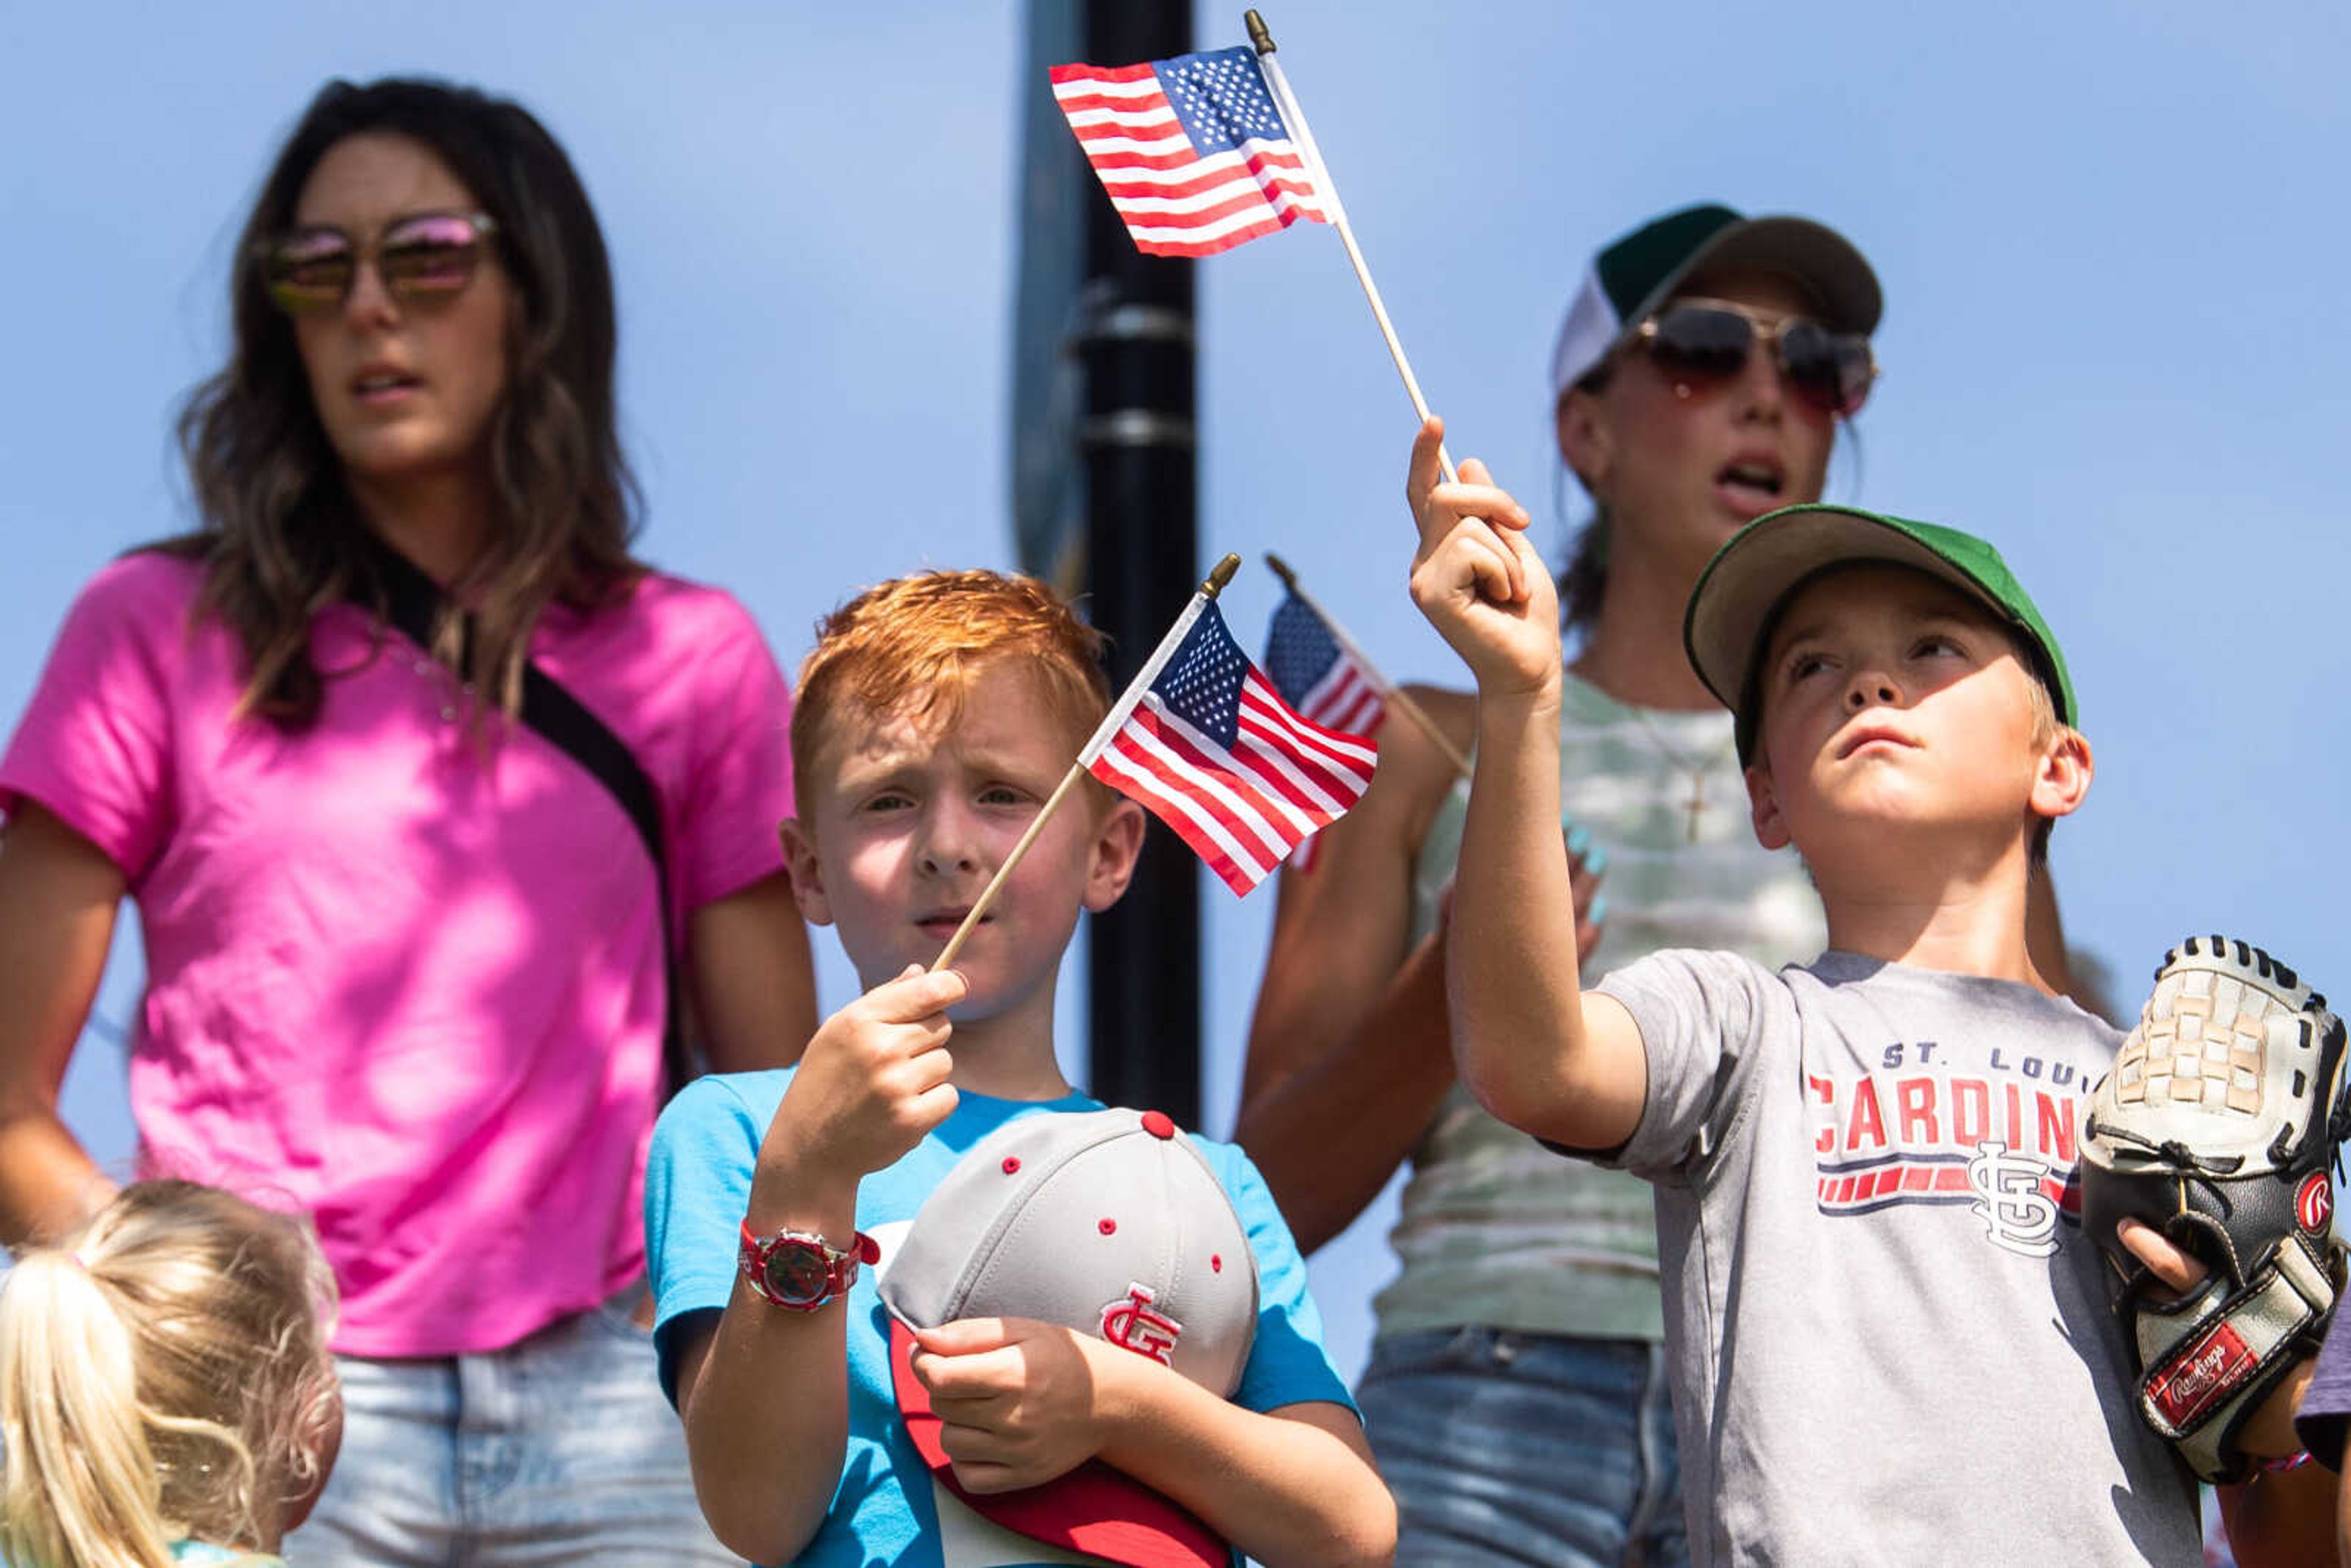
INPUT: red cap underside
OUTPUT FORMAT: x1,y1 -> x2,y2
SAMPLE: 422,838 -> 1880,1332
888,1318 -> 1229,1568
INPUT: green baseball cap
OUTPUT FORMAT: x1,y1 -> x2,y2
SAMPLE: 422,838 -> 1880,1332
1551,203 -> 1883,400
1682,504 -> 2077,762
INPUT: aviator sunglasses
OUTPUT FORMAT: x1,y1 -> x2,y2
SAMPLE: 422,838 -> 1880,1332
257,210 -> 499,316
1633,298 -> 1878,417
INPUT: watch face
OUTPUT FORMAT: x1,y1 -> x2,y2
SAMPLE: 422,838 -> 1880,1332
765,1240 -> 831,1305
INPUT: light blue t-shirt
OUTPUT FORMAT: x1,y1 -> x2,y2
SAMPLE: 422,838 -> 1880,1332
5,1536 -> 280,1566
645,1072 -> 1355,1568
170,1543 -> 283,1566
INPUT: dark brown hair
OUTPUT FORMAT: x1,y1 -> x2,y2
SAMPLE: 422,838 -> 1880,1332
1554,363 -> 1619,639
168,77 -> 640,727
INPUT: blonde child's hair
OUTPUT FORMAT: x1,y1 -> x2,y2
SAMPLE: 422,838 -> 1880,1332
790,570 -> 1115,817
0,1180 -> 340,1568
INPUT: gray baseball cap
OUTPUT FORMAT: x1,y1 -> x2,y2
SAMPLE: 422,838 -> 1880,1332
880,1107 -> 1259,1568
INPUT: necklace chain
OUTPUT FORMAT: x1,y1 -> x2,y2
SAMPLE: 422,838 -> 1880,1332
1624,705 -> 1739,842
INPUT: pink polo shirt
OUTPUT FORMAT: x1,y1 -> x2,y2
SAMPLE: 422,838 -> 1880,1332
0,553 -> 795,1357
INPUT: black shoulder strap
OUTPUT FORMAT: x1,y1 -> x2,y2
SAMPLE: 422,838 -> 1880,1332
358,542 -> 694,1098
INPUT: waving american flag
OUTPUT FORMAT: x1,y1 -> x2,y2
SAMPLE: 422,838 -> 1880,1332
1084,600 -> 1374,895
1049,46 -> 1331,258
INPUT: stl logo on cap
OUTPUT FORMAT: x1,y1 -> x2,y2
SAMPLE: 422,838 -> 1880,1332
1101,1284 -> 1183,1365
880,1105 -> 1258,1394
879,1106 -> 1261,1568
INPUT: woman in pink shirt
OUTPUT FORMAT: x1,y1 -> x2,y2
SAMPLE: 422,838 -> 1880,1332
0,78 -> 816,1564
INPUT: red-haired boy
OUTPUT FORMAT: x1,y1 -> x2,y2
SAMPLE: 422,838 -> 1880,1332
642,571 -> 1392,1567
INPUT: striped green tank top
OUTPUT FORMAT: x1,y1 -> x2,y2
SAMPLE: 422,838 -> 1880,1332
1373,673 -> 1824,1341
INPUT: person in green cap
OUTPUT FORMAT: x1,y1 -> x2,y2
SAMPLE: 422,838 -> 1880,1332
1242,203 -> 1955,1566
1400,419 -> 2314,1563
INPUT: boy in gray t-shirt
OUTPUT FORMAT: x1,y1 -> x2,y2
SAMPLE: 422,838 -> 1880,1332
1401,421 -> 2315,1566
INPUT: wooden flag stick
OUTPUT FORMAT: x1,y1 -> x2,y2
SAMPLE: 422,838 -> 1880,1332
1265,553 -> 1471,780
1247,10 -> 1458,487
932,554 -> 1244,972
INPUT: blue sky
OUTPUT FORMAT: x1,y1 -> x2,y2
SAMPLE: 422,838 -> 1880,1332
6,2 -> 2350,1378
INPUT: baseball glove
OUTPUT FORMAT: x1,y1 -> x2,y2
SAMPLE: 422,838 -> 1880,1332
2082,935 -> 2351,1482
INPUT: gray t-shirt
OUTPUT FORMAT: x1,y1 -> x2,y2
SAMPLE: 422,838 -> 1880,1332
1597,949 -> 2199,1568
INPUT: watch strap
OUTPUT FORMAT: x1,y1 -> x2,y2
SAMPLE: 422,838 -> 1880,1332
737,1220 -> 881,1311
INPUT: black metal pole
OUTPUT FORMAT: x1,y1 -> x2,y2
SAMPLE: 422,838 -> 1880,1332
1080,0 -> 1200,1127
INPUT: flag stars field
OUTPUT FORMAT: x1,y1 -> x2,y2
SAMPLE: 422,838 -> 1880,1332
1050,45 -> 1330,257
1160,51 -> 1288,154
1157,619 -> 1248,746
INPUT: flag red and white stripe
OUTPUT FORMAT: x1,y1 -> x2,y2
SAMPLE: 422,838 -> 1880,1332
1281,654 -> 1380,874
1296,659 -> 1384,740
1261,589 -> 1389,873
1049,50 -> 1332,258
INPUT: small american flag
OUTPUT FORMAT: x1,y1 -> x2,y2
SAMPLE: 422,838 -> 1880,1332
1265,594 -> 1386,740
1263,593 -> 1384,873
1049,46 -> 1331,258
1084,601 -> 1375,895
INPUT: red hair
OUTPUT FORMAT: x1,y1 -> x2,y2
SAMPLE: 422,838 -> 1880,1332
791,571 -> 1112,812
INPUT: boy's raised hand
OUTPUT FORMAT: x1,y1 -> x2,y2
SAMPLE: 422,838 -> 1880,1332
1405,416 -> 1559,699
909,1316 -> 1119,1493
762,965 -> 965,1182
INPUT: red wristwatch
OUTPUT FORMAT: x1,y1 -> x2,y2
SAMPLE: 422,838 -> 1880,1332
738,1220 -> 880,1311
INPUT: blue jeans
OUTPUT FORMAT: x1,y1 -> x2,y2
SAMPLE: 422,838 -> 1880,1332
1358,1327 -> 1685,1568
288,1288 -> 738,1567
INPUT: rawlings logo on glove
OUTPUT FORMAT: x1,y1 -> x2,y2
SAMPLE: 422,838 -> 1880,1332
2082,936 -> 2351,1483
